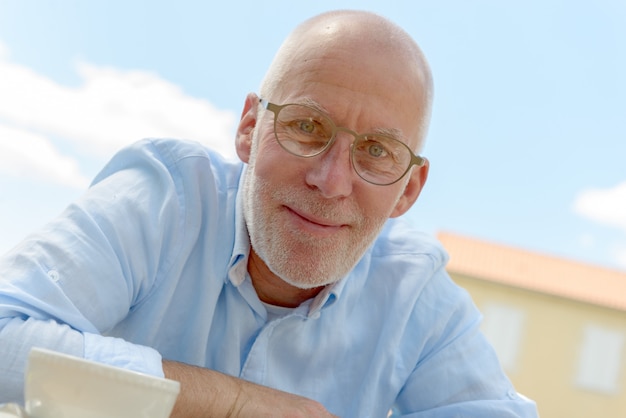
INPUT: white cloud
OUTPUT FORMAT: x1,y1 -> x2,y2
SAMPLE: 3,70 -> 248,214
0,124 -> 90,189
573,181 -> 626,232
0,43 -> 238,189
0,59 -> 238,156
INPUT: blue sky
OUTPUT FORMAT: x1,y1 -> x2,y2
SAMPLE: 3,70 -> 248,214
1,1 -> 625,271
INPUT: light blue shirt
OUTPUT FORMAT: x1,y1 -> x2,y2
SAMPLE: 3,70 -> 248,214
0,139 -> 537,417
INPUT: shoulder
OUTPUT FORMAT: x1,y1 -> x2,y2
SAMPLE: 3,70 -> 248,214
346,219 -> 478,355
126,138 -> 240,172
357,218 -> 468,316
370,217 -> 449,273
362,219 -> 480,345
94,138 -> 244,189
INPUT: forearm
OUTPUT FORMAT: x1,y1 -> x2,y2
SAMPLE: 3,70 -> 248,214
163,360 -> 244,417
163,360 -> 338,418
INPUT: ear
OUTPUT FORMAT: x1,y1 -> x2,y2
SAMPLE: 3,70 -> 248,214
389,158 -> 430,218
235,92 -> 260,163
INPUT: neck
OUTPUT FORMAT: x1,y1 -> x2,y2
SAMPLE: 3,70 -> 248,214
247,249 -> 324,308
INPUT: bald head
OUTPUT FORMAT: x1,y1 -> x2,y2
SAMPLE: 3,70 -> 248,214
259,10 -> 433,150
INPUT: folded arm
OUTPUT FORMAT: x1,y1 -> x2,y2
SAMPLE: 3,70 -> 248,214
0,140 -> 185,401
163,360 -> 338,418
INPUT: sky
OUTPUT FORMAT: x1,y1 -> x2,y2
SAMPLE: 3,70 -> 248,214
0,0 -> 625,272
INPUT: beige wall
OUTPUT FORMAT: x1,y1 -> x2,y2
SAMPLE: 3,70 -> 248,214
451,273 -> 626,418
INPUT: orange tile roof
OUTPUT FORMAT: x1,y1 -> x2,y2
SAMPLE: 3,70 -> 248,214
437,231 -> 626,312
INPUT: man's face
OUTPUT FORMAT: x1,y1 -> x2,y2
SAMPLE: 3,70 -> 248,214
242,132 -> 400,289
241,33 -> 427,289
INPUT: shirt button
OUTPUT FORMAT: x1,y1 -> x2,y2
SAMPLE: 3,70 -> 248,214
310,312 -> 321,319
47,270 -> 60,282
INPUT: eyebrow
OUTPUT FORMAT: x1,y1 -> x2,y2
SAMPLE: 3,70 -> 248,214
297,97 -> 328,114
372,127 -> 404,140
294,97 -> 406,141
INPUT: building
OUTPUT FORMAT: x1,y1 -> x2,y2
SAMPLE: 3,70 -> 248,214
438,231 -> 626,418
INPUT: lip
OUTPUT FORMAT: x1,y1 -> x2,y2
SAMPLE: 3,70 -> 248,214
285,206 -> 346,235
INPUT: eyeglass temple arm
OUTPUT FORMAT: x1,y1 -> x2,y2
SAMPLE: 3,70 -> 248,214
259,98 -> 280,113
412,154 -> 426,167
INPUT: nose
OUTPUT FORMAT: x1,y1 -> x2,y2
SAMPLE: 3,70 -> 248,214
304,132 -> 355,198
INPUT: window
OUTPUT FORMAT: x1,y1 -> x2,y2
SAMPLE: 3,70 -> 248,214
575,324 -> 624,394
480,303 -> 526,373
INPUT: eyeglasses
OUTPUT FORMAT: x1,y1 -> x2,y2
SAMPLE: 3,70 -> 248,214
260,98 -> 425,186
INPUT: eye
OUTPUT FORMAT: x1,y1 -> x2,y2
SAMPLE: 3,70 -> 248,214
298,119 -> 316,134
368,143 -> 387,158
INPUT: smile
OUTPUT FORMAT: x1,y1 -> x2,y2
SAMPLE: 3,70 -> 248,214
285,206 -> 345,235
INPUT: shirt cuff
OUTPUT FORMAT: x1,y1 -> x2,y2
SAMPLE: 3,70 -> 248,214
83,332 -> 164,378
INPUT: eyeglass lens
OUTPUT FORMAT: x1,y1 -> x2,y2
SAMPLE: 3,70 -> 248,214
273,103 -> 413,185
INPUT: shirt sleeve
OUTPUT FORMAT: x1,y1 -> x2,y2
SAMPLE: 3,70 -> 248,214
392,266 -> 539,417
0,139 -> 186,403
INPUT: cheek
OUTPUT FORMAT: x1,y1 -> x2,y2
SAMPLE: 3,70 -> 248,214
358,186 -> 404,219
253,136 -> 307,182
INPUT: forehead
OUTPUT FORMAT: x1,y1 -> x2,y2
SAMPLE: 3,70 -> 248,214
271,36 -> 427,149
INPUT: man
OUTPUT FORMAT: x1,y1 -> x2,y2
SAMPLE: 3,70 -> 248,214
0,10 -> 537,417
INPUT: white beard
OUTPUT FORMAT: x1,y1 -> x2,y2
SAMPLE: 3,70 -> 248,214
241,140 -> 394,289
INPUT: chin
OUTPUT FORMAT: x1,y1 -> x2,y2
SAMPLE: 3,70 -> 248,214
267,254 -> 353,290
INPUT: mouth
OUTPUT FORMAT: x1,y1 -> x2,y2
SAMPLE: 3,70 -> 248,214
285,206 -> 346,235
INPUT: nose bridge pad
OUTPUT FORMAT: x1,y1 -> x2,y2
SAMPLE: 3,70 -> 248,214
306,127 -> 359,196
311,129 -> 354,186
324,128 -> 355,166
338,127 -> 361,172
335,126 -> 359,141
333,127 -> 359,156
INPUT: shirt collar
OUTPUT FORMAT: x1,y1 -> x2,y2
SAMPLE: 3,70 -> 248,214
227,168 -> 251,287
307,276 -> 348,316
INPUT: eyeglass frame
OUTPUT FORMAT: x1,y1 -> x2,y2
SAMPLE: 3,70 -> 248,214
259,98 -> 426,186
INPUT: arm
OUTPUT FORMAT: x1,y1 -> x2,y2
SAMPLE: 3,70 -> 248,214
0,140 -> 186,400
163,360 -> 338,418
